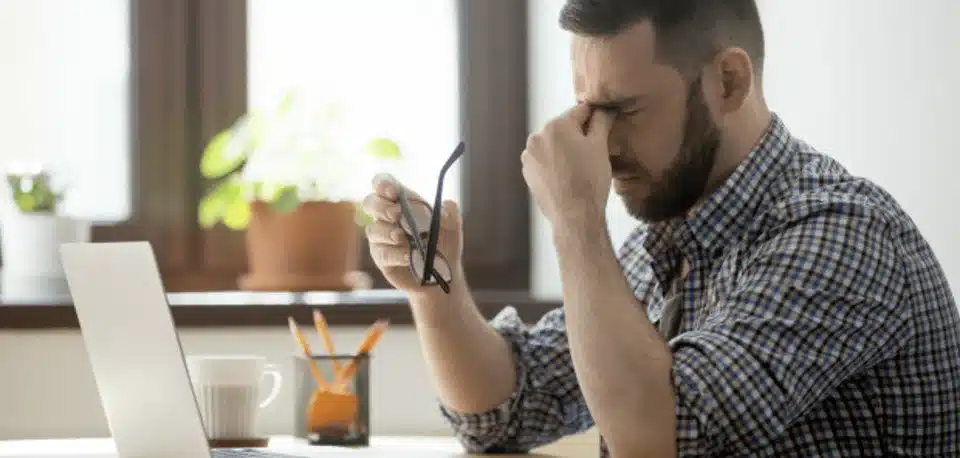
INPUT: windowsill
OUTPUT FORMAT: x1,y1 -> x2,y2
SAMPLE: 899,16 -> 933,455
0,289 -> 560,329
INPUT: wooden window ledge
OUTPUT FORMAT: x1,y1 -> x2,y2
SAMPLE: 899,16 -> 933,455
0,290 -> 560,329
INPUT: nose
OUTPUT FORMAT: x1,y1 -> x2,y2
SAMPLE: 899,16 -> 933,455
608,141 -> 622,157
607,124 -> 626,157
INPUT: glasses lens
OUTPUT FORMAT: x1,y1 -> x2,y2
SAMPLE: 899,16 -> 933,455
409,249 -> 453,285
399,199 -> 432,241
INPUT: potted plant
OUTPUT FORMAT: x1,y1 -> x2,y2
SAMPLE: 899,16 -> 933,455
197,91 -> 401,291
1,168 -> 90,302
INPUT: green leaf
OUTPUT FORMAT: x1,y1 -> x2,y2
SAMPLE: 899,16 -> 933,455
268,187 -> 301,213
200,130 -> 245,179
198,192 -> 225,228
34,190 -> 55,211
7,172 -> 61,213
197,175 -> 245,228
6,175 -> 21,194
223,196 -> 252,230
15,193 -> 36,212
365,138 -> 402,160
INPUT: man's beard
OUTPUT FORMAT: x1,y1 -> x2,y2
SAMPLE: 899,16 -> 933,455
613,75 -> 721,223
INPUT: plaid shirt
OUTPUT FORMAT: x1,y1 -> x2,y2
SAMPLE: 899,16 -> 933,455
440,113 -> 960,457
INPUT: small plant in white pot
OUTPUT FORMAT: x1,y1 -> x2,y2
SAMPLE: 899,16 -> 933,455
1,169 -> 90,302
198,91 -> 402,291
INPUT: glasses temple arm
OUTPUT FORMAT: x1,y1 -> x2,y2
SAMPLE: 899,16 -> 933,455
423,142 -> 465,283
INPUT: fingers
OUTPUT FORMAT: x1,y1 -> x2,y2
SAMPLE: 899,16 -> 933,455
368,173 -> 437,225
370,244 -> 410,268
535,103 -> 609,144
362,193 -> 400,223
585,107 -> 614,140
372,173 -> 401,200
366,212 -> 412,269
365,220 -> 406,245
563,103 -> 593,128
372,172 -> 427,203
440,200 -> 461,231
563,102 -> 614,140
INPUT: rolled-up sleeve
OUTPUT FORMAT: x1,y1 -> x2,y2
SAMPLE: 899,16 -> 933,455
669,207 -> 912,456
439,305 -> 594,453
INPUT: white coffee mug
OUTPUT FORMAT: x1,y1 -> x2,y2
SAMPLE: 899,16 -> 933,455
186,355 -> 283,440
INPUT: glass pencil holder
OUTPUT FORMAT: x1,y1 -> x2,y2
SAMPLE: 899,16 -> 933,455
293,353 -> 370,446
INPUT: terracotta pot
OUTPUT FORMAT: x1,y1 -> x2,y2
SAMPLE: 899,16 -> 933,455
238,201 -> 362,291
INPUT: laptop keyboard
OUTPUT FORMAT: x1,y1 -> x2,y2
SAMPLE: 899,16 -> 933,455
212,449 -> 306,458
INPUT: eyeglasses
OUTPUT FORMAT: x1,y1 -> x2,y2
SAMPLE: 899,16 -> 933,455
397,141 -> 465,294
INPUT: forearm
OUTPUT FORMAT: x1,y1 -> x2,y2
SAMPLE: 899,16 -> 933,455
553,215 -> 676,457
409,273 -> 517,414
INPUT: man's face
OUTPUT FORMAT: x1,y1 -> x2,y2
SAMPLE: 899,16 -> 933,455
572,21 -> 721,223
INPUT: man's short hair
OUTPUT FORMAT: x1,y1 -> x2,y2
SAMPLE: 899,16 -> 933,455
559,0 -> 765,79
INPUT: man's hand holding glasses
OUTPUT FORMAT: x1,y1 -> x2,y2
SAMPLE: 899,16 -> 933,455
362,142 -> 466,297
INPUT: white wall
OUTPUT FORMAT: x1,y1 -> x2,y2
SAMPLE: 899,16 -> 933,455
530,0 -> 960,298
757,0 -> 960,290
0,327 -> 452,439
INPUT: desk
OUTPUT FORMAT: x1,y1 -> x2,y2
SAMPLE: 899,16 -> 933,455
0,435 -> 590,457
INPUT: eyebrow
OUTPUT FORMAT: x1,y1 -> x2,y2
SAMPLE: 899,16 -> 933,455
584,94 -> 647,112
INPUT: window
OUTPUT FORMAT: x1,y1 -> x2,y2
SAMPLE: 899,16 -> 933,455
247,0 -> 461,202
96,0 -> 531,293
0,0 -> 131,222
0,0 -> 547,330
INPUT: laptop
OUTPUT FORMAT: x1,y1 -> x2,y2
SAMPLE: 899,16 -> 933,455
59,241 -> 373,458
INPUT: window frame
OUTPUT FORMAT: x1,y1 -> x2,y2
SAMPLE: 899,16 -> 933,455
91,0 -> 533,293
91,0 -> 196,274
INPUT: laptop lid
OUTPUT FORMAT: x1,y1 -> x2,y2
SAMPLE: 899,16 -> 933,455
60,242 -> 212,458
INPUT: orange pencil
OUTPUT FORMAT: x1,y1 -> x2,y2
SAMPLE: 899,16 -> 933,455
313,310 -> 342,374
334,319 -> 389,386
288,316 -> 330,391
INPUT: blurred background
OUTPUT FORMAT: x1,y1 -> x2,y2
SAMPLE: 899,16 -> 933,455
0,0 -> 956,445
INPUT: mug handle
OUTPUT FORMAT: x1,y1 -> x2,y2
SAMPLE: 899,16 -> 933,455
259,363 -> 283,408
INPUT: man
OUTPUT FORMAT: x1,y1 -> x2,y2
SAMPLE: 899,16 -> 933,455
362,0 -> 960,456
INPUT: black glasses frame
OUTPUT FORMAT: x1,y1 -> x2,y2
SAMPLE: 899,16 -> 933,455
397,141 -> 465,294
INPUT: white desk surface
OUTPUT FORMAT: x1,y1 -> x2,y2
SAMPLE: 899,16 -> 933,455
0,435 -> 567,458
